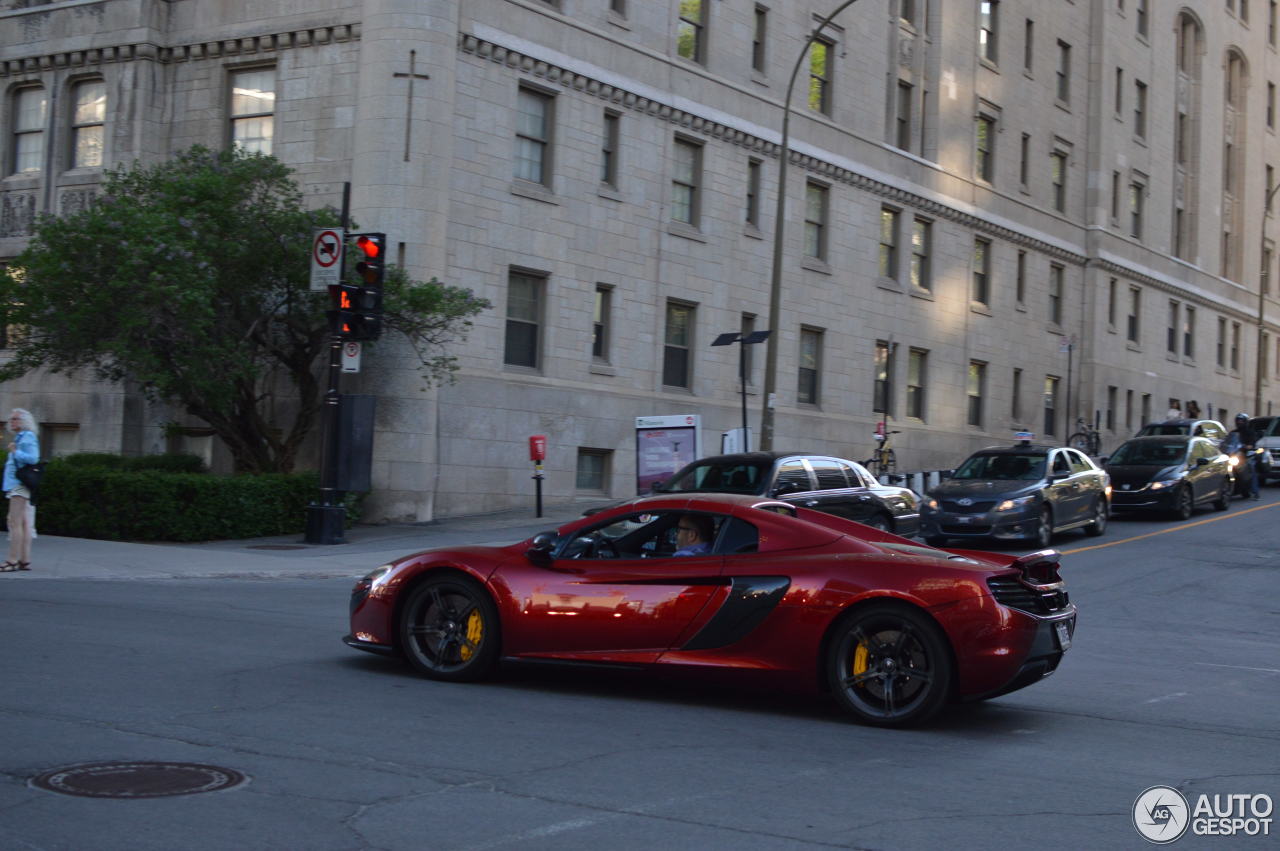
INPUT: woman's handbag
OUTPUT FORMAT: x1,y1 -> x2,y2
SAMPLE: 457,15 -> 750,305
15,460 -> 44,491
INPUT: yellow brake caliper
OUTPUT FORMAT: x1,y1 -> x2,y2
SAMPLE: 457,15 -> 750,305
852,640 -> 869,687
460,609 -> 483,662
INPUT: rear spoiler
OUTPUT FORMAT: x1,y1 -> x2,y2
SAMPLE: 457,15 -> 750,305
1011,549 -> 1063,589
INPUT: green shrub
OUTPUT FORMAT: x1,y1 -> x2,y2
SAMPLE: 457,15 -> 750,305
60,452 -> 206,473
16,457 -> 363,542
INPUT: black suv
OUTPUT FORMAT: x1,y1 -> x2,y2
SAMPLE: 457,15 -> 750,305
921,444 -> 1110,548
653,451 -> 920,536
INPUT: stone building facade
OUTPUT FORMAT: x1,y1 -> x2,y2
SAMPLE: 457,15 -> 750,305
1,0 -> 1277,520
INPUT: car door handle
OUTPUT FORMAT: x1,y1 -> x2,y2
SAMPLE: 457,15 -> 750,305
803,499 -> 819,507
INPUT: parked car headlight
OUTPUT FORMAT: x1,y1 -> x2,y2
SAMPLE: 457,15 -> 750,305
1148,479 -> 1180,490
995,495 -> 1037,511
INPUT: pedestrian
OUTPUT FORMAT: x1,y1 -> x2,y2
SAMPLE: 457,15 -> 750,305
1230,412 -> 1262,500
673,513 -> 714,556
2,408 -> 40,572
1165,400 -> 1182,421
1186,400 -> 1201,419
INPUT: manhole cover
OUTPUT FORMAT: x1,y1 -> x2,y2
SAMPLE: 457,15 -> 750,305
31,762 -> 247,798
247,544 -> 307,550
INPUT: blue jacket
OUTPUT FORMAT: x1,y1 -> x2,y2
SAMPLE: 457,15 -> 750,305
3,430 -> 39,492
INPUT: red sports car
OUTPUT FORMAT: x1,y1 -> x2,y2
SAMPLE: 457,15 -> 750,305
345,494 -> 1076,726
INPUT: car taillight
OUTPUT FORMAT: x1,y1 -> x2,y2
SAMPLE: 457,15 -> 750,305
1012,550 -> 1063,588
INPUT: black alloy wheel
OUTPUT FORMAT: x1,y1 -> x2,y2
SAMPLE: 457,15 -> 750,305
1171,484 -> 1194,521
1032,506 -> 1053,549
399,574 -> 501,682
827,604 -> 953,727
1083,496 -> 1108,537
1213,479 -> 1231,511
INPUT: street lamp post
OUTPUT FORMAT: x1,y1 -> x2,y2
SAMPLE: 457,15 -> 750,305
713,330 -> 772,452
1256,180 -> 1280,415
760,0 -> 862,450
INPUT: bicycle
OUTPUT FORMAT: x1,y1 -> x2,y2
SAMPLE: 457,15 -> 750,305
863,430 -> 900,478
1067,418 -> 1102,456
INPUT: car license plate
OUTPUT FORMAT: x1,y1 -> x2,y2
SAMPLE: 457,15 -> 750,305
957,516 -> 972,524
1054,620 -> 1072,651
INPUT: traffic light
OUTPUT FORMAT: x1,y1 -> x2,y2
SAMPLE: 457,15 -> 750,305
327,232 -> 386,341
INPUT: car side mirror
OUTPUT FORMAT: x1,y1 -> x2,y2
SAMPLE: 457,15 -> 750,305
1098,456 -> 1109,465
1195,456 -> 1210,467
525,531 -> 558,566
771,481 -> 801,497
649,480 -> 665,493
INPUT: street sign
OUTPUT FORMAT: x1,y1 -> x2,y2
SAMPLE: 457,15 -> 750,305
341,341 -> 361,373
310,228 -> 344,291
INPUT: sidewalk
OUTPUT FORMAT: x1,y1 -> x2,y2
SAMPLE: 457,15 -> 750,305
3,499 -> 604,581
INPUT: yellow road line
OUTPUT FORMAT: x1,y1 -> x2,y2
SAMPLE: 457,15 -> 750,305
1059,500 -> 1278,555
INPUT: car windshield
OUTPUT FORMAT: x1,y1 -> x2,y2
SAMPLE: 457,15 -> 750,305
1252,417 -> 1280,437
660,460 -> 768,494
952,453 -> 1045,481
1109,441 -> 1186,466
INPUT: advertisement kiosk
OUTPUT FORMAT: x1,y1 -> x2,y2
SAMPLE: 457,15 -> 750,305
635,415 -> 701,494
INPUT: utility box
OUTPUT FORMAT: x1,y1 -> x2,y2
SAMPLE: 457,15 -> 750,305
336,394 -> 376,492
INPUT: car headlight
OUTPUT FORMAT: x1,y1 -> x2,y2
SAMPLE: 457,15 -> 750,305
354,564 -> 393,594
995,495 -> 1037,511
1148,478 -> 1183,490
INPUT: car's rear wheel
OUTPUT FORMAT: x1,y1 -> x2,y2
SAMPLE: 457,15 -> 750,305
1083,497 -> 1108,537
1032,506 -> 1053,549
1171,484 -> 1194,521
399,574 -> 500,682
827,604 -> 953,727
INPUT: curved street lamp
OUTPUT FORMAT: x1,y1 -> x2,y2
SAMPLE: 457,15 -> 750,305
760,0 -> 863,450
1255,179 -> 1280,415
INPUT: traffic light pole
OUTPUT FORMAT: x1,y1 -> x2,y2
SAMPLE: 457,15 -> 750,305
305,183 -> 351,544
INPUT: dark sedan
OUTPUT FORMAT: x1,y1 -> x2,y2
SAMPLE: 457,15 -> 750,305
1104,435 -> 1231,518
653,451 -> 920,536
920,444 -> 1110,549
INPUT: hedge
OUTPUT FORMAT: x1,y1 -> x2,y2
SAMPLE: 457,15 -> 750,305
4,454 -> 362,542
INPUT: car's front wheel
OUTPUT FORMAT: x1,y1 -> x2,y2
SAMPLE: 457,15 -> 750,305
1213,479 -> 1231,511
1083,497 -> 1108,537
827,603 -> 954,727
862,513 -> 891,532
1171,484 -> 1194,521
399,574 -> 501,682
1032,506 -> 1053,549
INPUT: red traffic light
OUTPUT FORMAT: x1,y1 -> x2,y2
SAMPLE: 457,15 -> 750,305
355,235 -> 381,259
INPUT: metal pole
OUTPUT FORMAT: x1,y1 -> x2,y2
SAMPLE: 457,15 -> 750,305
760,0 -> 862,450
739,341 -> 749,452
1255,182 -> 1280,414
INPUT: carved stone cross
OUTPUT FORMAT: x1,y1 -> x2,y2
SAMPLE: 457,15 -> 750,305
393,50 -> 431,162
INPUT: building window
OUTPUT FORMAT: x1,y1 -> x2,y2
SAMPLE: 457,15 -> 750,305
808,37 -> 834,114
1024,19 -> 1034,73
1111,171 -> 1122,222
1106,386 -> 1117,431
968,361 -> 986,427
1126,389 -> 1134,430
1019,132 -> 1030,187
798,328 -> 822,405
879,207 -> 900,279
979,1 -> 1000,64
593,285 -> 611,362
1137,0 -> 1148,36
804,182 -> 828,260
611,0 -> 627,15
902,0 -> 917,26
1217,316 -> 1228,367
1128,286 -> 1141,344
1134,80 -> 1148,138
1130,179 -> 1145,239
1141,393 -> 1152,425
671,138 -> 701,226
1056,41 -> 1072,103
1043,376 -> 1060,436
575,449 -> 610,492
874,340 -> 894,414
1108,277 -> 1118,327
1270,1 -> 1277,45
746,158 -> 762,227
907,348 -> 927,420
1167,300 -> 1180,354
1012,367 -> 1023,422
229,68 -> 274,155
895,81 -> 914,150
504,271 -> 543,368
752,6 -> 768,73
1048,263 -> 1064,325
12,86 -> 47,175
1269,82 -> 1276,130
972,237 -> 991,306
601,111 -> 619,186
1115,67 -> 1124,115
976,113 -> 996,182
663,301 -> 694,388
1051,150 -> 1068,212
515,87 -> 552,184
1231,321 -> 1241,371
1016,250 -> 1027,304
70,80 -> 105,169
1184,305 -> 1196,358
677,0 -> 706,64
911,218 -> 932,291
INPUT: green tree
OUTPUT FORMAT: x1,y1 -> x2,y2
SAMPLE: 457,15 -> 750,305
0,146 -> 488,473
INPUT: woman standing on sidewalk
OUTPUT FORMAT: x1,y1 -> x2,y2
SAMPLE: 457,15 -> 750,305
2,408 -> 39,572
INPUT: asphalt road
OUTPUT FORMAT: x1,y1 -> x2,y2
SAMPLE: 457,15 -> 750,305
1,499 -> 1277,850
